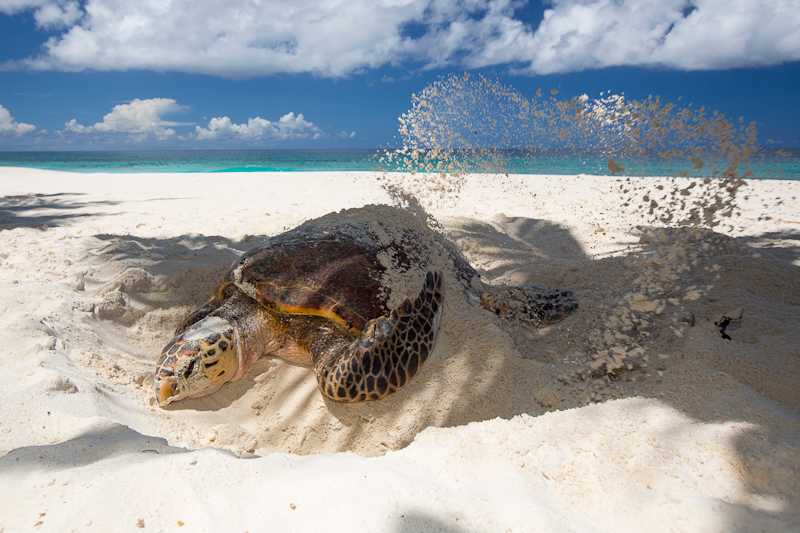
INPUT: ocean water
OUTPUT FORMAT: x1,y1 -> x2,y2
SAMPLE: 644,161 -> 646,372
0,149 -> 798,179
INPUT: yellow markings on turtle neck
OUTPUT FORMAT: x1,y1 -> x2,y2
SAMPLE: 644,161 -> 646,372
273,303 -> 361,334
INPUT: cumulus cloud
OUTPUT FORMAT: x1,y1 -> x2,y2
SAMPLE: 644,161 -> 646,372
64,98 -> 184,141
0,104 -> 36,135
0,0 -> 82,28
61,100 -> 325,143
16,0 -> 436,77
33,1 -> 80,28
413,0 -> 800,73
4,0 -> 800,76
0,0 -> 47,12
516,0 -> 800,73
195,112 -> 322,141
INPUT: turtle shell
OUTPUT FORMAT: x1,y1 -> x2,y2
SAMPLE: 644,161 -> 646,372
231,235 -> 388,333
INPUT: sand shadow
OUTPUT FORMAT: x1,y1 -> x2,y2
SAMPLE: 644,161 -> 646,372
737,229 -> 800,268
621,397 -> 800,532
89,232 -> 270,313
392,511 -> 470,533
0,192 -> 121,230
0,423 -> 187,472
444,213 -> 604,309
448,214 -> 588,260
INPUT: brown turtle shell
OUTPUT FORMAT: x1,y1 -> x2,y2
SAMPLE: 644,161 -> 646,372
231,235 -> 388,333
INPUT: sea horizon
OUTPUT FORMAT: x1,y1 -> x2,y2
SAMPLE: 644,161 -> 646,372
1,147 -> 799,179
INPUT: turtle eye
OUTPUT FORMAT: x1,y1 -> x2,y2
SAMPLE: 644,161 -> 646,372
183,359 -> 196,378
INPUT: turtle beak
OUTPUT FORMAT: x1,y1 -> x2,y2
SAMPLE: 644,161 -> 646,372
156,377 -> 178,406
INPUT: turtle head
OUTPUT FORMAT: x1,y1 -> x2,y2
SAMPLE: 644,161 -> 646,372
154,316 -> 240,406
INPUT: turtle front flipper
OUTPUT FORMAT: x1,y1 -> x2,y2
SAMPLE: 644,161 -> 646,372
311,271 -> 443,402
480,284 -> 577,326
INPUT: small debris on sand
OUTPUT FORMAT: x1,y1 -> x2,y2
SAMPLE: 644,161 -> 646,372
715,307 -> 744,340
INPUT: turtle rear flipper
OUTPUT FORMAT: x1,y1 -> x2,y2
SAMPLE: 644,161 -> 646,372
311,271 -> 443,402
481,284 -> 577,326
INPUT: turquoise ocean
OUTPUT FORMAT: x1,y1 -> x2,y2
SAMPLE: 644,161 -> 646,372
0,149 -> 798,179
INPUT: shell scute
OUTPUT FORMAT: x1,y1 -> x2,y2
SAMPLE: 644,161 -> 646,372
234,236 -> 388,332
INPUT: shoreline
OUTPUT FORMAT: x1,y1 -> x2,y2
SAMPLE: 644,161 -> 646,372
1,164 -> 799,181
2,151 -> 799,181
2,165 -> 800,183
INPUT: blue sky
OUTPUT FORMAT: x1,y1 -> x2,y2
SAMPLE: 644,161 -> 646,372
0,0 -> 798,149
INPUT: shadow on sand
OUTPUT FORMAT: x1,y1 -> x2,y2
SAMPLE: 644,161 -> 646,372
0,423 -> 188,473
392,511 -> 471,533
0,193 -> 121,230
738,229 -> 800,269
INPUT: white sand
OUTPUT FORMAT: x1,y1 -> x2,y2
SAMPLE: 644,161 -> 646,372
0,167 -> 798,532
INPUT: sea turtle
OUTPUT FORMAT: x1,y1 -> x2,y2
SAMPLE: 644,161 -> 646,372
154,206 -> 577,406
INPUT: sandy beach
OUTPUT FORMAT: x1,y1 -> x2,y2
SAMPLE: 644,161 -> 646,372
1,167 -> 798,532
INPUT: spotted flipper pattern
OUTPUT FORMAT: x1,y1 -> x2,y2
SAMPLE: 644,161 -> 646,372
311,271 -> 444,402
480,284 -> 577,326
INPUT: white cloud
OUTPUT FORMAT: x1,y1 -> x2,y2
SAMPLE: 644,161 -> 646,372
0,0 -> 47,13
405,0 -> 536,69
195,112 -> 322,141
62,100 -> 325,143
412,0 -> 800,73
4,0 -> 800,76
651,0 -> 800,70
33,1 -> 81,28
0,0 -> 82,28
62,118 -> 90,133
17,0 -> 437,77
516,0 -> 800,74
0,104 -> 36,135
64,98 -> 184,140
